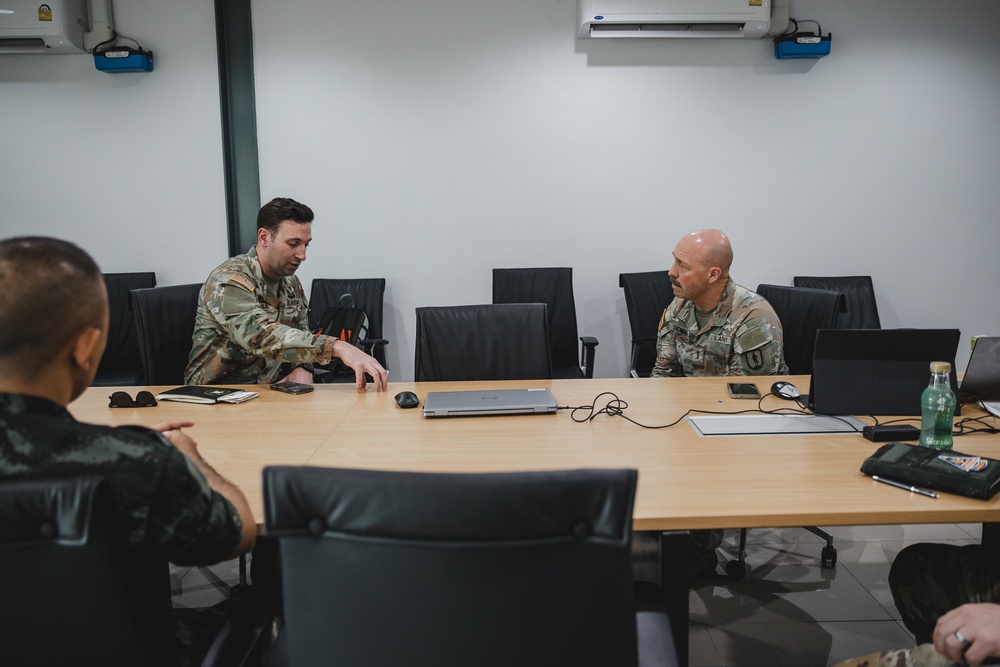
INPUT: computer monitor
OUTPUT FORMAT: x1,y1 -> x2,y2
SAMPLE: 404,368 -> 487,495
808,329 -> 961,416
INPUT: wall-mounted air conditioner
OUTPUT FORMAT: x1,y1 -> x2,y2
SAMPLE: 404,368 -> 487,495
0,0 -> 88,54
578,0 -> 771,39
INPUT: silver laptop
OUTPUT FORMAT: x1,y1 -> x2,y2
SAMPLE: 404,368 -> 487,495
960,336 -> 1000,401
422,388 -> 558,418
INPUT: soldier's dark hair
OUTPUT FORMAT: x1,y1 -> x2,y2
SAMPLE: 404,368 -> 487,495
0,237 -> 105,363
256,197 -> 314,236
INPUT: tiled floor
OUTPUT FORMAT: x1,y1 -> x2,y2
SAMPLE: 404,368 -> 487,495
688,523 -> 980,667
171,523 -> 981,666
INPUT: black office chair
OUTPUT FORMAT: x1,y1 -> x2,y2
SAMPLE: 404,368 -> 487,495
0,476 -> 172,666
262,465 -> 678,667
307,278 -> 389,381
130,283 -> 203,385
755,284 -> 846,376
793,275 -> 881,329
619,271 -> 674,378
492,268 -> 598,379
725,284 -> 847,579
93,272 -> 157,386
0,476 -> 274,667
413,303 -> 553,382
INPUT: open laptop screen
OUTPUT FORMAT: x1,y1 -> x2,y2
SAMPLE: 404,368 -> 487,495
809,329 -> 960,416
960,336 -> 1000,401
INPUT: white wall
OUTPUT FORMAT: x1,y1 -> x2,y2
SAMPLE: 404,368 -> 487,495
2,0 -> 997,380
0,0 -> 228,283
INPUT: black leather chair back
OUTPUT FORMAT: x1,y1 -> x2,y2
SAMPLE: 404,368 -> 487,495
0,476 -> 169,666
308,278 -> 388,369
130,283 -> 203,385
94,272 -> 156,386
756,284 -> 846,375
619,271 -> 674,378
414,303 -> 552,381
263,466 -> 642,667
493,267 -> 584,378
793,275 -> 881,329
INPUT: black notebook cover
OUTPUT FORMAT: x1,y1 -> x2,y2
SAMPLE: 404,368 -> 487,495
861,442 -> 1000,500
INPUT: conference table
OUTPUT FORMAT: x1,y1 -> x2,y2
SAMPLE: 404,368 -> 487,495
72,375 -> 1000,664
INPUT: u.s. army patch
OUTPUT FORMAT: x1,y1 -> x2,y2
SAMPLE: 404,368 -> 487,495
744,349 -> 764,370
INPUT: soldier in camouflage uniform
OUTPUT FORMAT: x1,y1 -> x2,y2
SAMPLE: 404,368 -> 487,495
651,229 -> 786,378
646,230 -> 787,581
185,197 -> 387,392
0,236 -> 256,666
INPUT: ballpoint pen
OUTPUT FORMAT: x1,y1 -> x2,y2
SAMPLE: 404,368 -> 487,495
871,475 -> 939,499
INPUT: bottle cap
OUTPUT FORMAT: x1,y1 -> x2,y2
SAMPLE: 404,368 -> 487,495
930,361 -> 951,373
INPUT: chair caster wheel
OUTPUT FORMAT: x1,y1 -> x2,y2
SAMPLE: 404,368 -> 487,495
725,559 -> 750,580
821,546 -> 837,569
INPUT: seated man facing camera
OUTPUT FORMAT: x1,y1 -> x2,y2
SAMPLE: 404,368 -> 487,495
0,236 -> 256,666
185,196 -> 387,392
648,229 -> 788,581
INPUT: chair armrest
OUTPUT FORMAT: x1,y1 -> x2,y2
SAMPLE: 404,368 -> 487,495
630,336 -> 657,379
634,581 -> 680,667
579,336 -> 599,379
358,338 -> 388,353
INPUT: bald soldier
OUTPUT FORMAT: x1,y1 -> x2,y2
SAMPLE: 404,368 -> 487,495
646,229 -> 787,582
651,229 -> 787,378
185,197 -> 387,391
0,236 -> 255,665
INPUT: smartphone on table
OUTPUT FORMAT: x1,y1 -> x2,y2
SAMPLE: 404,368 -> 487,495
727,382 -> 761,399
269,381 -> 315,395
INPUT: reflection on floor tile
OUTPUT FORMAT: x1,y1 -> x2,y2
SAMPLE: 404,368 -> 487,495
689,524 -> 980,667
171,558 -> 241,609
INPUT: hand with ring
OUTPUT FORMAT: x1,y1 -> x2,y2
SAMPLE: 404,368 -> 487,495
933,602 -> 1000,666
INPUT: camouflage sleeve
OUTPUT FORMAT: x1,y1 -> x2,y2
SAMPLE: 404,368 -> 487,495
651,307 -> 683,378
213,276 -> 333,365
141,432 -> 244,566
730,313 -> 788,376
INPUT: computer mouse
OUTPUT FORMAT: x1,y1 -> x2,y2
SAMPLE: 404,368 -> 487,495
394,391 -> 420,409
771,381 -> 801,400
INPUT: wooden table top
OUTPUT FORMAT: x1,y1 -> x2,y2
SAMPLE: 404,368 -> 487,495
72,376 -> 1000,531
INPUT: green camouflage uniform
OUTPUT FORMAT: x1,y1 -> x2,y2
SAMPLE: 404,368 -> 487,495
835,543 -> 1000,667
650,279 -> 788,378
185,247 -> 333,385
833,644 -> 957,667
0,392 -> 245,666
649,279 -> 787,572
890,543 -> 1000,643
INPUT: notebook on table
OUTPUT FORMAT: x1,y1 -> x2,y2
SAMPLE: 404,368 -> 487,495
808,329 -> 961,417
960,336 -> 1000,401
422,388 -> 558,418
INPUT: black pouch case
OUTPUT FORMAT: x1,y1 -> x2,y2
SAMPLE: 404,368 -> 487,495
861,442 -> 1000,500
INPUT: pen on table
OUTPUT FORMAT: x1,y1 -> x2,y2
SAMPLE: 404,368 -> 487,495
871,475 -> 938,499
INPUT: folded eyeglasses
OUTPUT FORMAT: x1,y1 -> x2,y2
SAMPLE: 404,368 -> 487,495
108,390 -> 158,408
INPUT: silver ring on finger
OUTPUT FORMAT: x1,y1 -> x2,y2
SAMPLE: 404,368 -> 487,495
954,629 -> 972,652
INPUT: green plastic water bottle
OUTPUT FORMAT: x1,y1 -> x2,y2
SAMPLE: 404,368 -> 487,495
918,361 -> 955,450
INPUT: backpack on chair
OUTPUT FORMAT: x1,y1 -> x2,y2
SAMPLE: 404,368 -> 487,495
312,294 -> 369,380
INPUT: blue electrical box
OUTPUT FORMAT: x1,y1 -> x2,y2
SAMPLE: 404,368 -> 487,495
774,33 -> 831,60
94,48 -> 154,73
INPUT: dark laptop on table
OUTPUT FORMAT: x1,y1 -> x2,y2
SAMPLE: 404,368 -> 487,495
808,329 -> 961,416
959,336 -> 1000,401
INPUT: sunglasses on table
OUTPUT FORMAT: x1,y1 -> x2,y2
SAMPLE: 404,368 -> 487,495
109,391 -> 158,408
